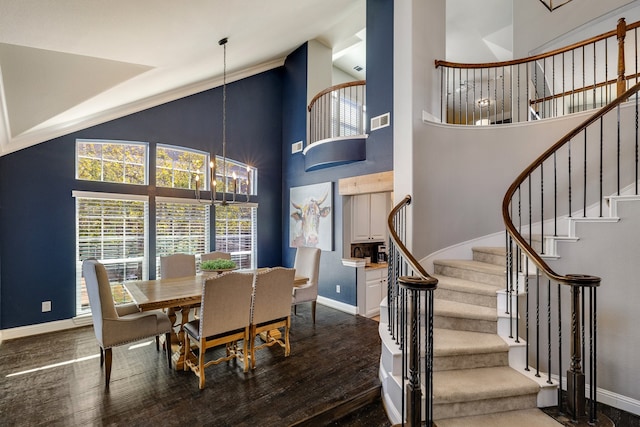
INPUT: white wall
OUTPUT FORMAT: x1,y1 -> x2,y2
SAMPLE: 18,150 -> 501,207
398,0 -> 640,411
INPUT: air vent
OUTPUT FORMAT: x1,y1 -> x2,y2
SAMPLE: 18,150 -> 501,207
291,140 -> 303,154
370,113 -> 390,131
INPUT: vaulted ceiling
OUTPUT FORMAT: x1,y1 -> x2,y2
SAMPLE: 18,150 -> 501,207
0,0 -> 366,156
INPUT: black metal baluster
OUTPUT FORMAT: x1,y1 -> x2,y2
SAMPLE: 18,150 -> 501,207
636,92 -> 639,195
584,129 -> 588,217
541,163 -> 545,255
600,118 -> 604,217
554,152 -> 558,237
525,255 -> 530,372
547,279 -> 553,385
569,139 -> 573,217
558,284 -> 563,413
536,268 -> 541,377
617,104 -> 621,195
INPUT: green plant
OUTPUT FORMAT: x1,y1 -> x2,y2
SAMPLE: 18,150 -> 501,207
201,258 -> 236,270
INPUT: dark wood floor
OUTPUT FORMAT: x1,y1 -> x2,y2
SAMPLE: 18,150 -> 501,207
0,304 -> 392,427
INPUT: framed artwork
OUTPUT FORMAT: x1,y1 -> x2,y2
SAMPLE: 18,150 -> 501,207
289,182 -> 333,251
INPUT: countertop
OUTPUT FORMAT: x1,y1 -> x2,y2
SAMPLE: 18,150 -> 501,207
341,258 -> 387,270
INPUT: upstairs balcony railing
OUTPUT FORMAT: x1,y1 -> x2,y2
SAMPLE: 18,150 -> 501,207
387,195 -> 438,426
436,17 -> 640,125
307,80 -> 366,145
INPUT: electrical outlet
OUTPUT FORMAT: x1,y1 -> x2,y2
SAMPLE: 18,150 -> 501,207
336,285 -> 341,293
42,301 -> 51,312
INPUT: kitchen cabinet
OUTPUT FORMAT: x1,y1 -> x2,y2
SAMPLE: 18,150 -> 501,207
364,267 -> 387,317
351,193 -> 388,242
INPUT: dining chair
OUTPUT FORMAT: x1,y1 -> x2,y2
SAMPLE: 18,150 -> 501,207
183,272 -> 254,389
82,259 -> 172,388
200,251 -> 232,262
249,267 -> 296,369
160,253 -> 196,278
291,246 -> 321,323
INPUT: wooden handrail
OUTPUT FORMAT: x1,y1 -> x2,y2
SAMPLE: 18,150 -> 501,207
387,195 -> 438,286
307,80 -> 366,112
501,82 -> 640,287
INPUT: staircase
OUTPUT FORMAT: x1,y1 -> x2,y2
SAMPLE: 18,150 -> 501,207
430,246 -> 561,426
380,246 -> 562,426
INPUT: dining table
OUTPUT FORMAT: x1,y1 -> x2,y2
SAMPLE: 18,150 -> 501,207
123,269 -> 308,370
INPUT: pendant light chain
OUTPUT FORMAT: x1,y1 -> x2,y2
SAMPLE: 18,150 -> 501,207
219,37 -> 228,203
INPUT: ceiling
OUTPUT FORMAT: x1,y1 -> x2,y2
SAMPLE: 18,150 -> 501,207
0,0 -> 366,156
0,0 -> 513,157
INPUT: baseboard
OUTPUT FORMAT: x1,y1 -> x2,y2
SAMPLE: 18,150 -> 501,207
0,315 -> 92,343
317,296 -> 358,315
551,373 -> 640,416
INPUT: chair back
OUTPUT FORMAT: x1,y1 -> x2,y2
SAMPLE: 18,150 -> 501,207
199,272 -> 254,338
82,259 -> 119,346
160,253 -> 196,279
252,267 -> 296,325
294,246 -> 321,293
201,251 -> 232,262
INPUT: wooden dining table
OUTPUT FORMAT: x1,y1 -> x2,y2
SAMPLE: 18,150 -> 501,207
123,269 -> 308,370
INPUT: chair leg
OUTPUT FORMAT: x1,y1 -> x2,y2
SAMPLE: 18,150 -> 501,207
156,335 -> 160,351
165,332 -> 172,369
293,304 -> 297,315
99,346 -> 104,367
198,339 -> 206,390
104,348 -> 112,388
311,300 -> 317,324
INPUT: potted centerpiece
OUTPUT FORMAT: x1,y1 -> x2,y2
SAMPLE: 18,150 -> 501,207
200,258 -> 237,273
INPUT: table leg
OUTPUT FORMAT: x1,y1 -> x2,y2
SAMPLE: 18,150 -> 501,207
169,305 -> 194,370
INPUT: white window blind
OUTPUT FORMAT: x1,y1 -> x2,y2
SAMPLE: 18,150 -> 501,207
215,205 -> 257,269
156,198 -> 210,277
75,193 -> 149,315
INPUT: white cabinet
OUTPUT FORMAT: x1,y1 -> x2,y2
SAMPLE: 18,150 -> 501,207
351,193 -> 388,242
364,267 -> 387,317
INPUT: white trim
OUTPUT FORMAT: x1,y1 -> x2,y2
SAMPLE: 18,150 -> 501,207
72,190 -> 149,202
549,373 -> 640,416
0,315 -> 92,343
317,296 -> 358,315
156,196 -> 212,205
303,134 -> 368,155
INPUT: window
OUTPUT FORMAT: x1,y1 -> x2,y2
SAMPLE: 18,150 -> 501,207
214,157 -> 256,196
76,140 -> 147,184
74,139 -> 258,315
215,204 -> 257,269
74,192 -> 148,315
156,198 -> 210,277
157,144 -> 208,190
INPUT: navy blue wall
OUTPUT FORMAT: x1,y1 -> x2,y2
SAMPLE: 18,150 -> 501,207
0,69 -> 283,329
281,0 -> 393,306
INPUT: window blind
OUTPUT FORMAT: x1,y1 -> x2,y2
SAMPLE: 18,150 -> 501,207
75,195 -> 148,315
156,198 -> 210,277
215,205 -> 257,269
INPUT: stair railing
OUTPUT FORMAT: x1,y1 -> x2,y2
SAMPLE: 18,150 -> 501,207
387,195 -> 438,426
503,77 -> 640,423
436,17 -> 639,125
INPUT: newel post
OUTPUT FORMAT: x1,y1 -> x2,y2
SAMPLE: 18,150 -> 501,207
617,18 -> 627,97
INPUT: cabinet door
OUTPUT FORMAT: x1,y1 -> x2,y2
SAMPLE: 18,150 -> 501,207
369,192 -> 388,241
351,194 -> 371,242
365,269 -> 382,317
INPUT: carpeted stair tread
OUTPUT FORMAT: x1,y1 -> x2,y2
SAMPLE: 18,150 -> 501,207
434,408 -> 562,427
434,328 -> 508,357
434,299 -> 497,322
472,246 -> 507,267
434,259 -> 505,276
433,366 -> 540,404
434,274 -> 503,296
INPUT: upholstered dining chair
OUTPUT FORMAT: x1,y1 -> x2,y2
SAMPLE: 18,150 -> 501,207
249,267 -> 296,369
82,259 -> 172,388
183,272 -> 254,389
291,246 -> 321,323
160,253 -> 196,278
200,251 -> 232,262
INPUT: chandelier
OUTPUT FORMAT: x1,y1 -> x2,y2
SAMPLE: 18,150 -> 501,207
195,37 -> 251,205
